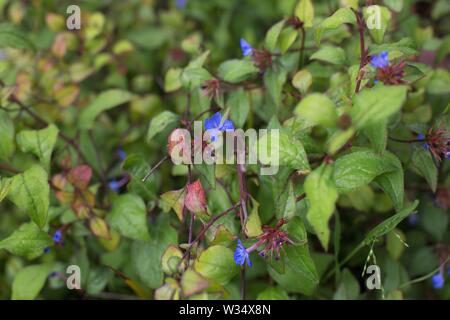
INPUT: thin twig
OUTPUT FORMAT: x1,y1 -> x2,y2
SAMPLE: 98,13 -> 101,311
142,155 -> 168,182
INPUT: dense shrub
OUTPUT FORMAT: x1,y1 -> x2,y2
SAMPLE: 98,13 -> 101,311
0,0 -> 449,300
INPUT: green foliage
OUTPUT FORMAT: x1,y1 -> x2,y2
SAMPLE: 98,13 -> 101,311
0,0 -> 449,301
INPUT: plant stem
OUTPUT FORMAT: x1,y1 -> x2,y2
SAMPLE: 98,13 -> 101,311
182,203 -> 240,260
299,26 -> 306,68
353,9 -> 366,93
142,155 -> 168,182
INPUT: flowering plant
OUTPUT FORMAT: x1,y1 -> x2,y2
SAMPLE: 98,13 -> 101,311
0,0 -> 449,301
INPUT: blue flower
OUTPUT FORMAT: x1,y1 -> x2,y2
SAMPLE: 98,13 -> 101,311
204,112 -> 235,142
448,267 -> 450,275
432,273 -> 444,289
175,0 -> 187,9
53,230 -> 62,244
417,133 -> 429,150
371,51 -> 389,69
117,148 -> 127,161
43,247 -> 51,254
234,239 -> 252,267
408,213 -> 419,226
446,151 -> 450,159
108,179 -> 121,192
240,38 -> 253,57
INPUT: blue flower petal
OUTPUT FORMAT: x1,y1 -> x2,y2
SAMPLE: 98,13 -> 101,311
53,230 -> 62,243
432,273 -> 444,289
220,119 -> 235,131
417,133 -> 425,140
234,239 -> 252,267
370,51 -> 389,69
205,112 -> 222,130
108,180 -> 121,192
240,38 -> 253,57
44,247 -> 51,254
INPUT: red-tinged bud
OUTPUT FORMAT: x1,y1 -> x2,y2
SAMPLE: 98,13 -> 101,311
67,165 -> 92,190
252,49 -> 272,72
201,78 -> 220,100
184,180 -> 206,213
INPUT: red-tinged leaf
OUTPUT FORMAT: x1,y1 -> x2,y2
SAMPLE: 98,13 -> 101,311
184,180 -> 206,213
68,165 -> 92,190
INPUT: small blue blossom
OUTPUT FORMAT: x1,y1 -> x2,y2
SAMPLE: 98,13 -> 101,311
240,38 -> 253,57
448,267 -> 450,275
234,239 -> 252,267
43,247 -> 51,254
432,273 -> 444,289
53,230 -> 62,244
446,151 -> 450,159
408,213 -> 419,226
117,148 -> 127,161
108,179 -> 121,192
371,51 -> 389,69
204,112 -> 235,142
417,133 -> 429,150
49,271 -> 59,278
175,0 -> 187,9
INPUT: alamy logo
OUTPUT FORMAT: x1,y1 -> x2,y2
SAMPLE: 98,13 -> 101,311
365,264 -> 381,290
168,122 -> 280,175
66,5 -> 81,30
66,265 -> 81,290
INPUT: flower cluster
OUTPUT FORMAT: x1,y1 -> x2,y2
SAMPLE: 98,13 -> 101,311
240,38 -> 272,71
44,229 -> 63,253
418,128 -> 450,162
234,219 -> 294,267
370,51 -> 406,85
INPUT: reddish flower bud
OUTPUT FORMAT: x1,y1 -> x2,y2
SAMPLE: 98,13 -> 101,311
184,180 -> 206,213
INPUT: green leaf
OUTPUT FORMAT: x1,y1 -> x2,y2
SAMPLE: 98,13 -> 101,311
228,88 -> 250,128
0,222 -> 52,259
217,59 -> 258,83
421,202 -> 448,241
194,163 -> 216,189
363,200 -> 419,245
386,229 -> 406,260
0,110 -> 15,160
384,0 -> 403,12
12,264 -> 52,300
305,164 -> 338,250
265,20 -> 285,52
295,0 -> 314,28
146,111 -> 179,143
79,89 -> 134,129
363,120 -> 387,154
245,200 -> 263,237
194,245 -> 238,285
258,131 -> 310,172
333,269 -> 360,300
351,86 -> 408,129
108,194 -> 150,241
278,27 -> 298,54
316,8 -> 356,44
8,165 -> 49,228
181,67 -> 212,90
292,69 -> 312,95
294,93 -> 338,127
333,148 -> 397,194
373,151 -> 404,211
16,124 -> 59,169
160,188 -> 186,221
0,23 -> 35,51
164,68 -> 182,92
131,216 -> 177,289
410,146 -> 438,192
369,38 -> 418,60
310,45 -> 346,65
363,5 -> 391,44
264,67 -> 287,107
0,178 -> 12,203
257,287 -> 289,300
268,217 -> 319,295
